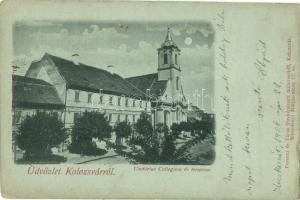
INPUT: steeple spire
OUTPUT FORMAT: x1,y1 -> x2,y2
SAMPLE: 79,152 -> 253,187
165,27 -> 172,41
160,27 -> 179,48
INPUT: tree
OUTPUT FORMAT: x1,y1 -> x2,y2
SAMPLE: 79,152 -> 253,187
155,123 -> 169,136
160,134 -> 176,163
179,121 -> 189,132
17,112 -> 67,159
69,111 -> 112,155
134,112 -> 160,162
171,123 -> 181,138
114,121 -> 132,146
134,112 -> 153,137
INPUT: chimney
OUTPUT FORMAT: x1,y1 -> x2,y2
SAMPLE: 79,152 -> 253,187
107,65 -> 114,74
146,88 -> 150,96
72,54 -> 80,65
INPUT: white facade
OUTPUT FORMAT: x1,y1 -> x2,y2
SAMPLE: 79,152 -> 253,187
64,89 -> 150,128
26,55 -> 151,129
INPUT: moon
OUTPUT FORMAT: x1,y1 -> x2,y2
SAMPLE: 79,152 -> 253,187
184,37 -> 192,45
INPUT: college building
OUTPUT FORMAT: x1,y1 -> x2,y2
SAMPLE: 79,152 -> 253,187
13,28 -> 188,130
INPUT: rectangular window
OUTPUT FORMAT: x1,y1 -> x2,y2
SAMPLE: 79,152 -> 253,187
139,100 -> 142,108
175,54 -> 178,64
117,114 -> 120,122
118,97 -> 121,106
133,115 -> 135,123
109,96 -> 113,105
99,95 -> 103,104
132,100 -> 135,107
164,53 -> 168,64
75,91 -> 80,102
88,93 -> 92,103
125,114 -> 128,121
125,98 -> 129,107
109,113 -> 112,122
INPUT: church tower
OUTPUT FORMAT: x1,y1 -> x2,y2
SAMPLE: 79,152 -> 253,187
157,28 -> 183,102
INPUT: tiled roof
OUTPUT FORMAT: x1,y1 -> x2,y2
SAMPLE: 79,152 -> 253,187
149,80 -> 168,97
12,75 -> 64,109
125,73 -> 168,98
43,53 -> 147,99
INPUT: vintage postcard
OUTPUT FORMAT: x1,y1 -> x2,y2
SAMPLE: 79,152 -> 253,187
0,0 -> 299,199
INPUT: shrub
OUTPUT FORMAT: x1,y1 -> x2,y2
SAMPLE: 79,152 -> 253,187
190,119 -> 215,140
17,112 -> 67,159
179,121 -> 190,132
69,111 -> 112,155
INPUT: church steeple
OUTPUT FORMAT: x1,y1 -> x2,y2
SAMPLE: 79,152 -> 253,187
157,28 -> 181,75
157,28 -> 183,102
165,27 -> 172,41
160,27 -> 179,49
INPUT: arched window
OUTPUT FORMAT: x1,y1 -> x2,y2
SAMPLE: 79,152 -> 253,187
175,54 -> 178,64
99,95 -> 103,104
109,96 -> 113,105
75,91 -> 80,102
118,97 -> 121,106
176,76 -> 179,90
139,100 -> 142,108
88,93 -> 92,103
164,53 -> 168,64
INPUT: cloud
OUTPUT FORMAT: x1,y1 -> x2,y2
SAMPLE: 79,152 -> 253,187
28,26 -> 129,54
82,25 -> 128,39
186,25 -> 214,37
186,26 -> 197,35
199,28 -> 214,37
172,28 -> 181,36
146,23 -> 214,38
89,40 -> 159,77
12,45 -> 72,75
146,24 -> 186,35
180,44 -> 214,109
15,21 -> 63,27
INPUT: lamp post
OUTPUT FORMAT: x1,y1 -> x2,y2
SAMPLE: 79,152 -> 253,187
99,89 -> 103,110
201,88 -> 206,111
204,94 -> 214,113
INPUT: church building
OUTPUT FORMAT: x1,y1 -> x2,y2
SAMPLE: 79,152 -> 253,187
126,28 -> 188,128
15,28 -> 187,129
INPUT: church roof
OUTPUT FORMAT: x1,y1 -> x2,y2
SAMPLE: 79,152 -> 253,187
13,75 -> 64,109
125,73 -> 168,98
31,53 -> 148,100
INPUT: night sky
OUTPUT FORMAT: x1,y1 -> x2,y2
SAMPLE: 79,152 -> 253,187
13,20 -> 215,112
